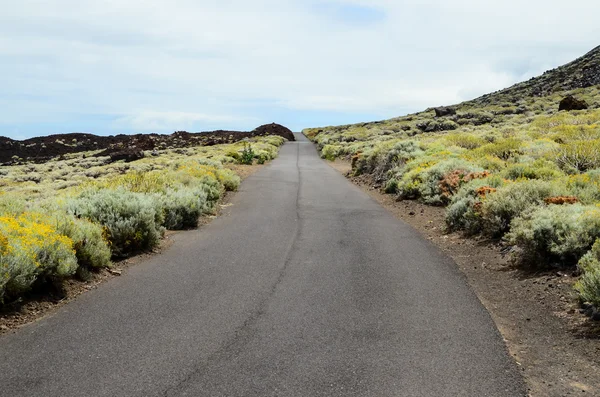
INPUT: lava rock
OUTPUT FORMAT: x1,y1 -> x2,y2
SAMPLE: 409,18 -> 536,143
434,107 -> 457,117
559,95 -> 589,111
252,123 -> 295,141
108,149 -> 145,163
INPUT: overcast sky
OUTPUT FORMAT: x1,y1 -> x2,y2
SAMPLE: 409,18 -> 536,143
1,0 -> 599,139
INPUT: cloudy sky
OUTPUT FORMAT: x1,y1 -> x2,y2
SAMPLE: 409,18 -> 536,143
1,0 -> 599,139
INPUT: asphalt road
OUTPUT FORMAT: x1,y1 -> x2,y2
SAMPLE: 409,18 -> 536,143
0,134 -> 525,396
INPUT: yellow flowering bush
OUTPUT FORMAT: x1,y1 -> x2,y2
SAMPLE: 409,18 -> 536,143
0,213 -> 77,300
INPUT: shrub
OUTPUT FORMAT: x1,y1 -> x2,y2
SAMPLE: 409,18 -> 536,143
215,168 -> 241,191
445,133 -> 486,149
445,176 -> 506,233
69,189 -> 164,257
479,180 -> 564,236
472,138 -> 523,160
397,158 -> 483,205
506,204 -> 600,267
0,213 -> 77,300
240,144 -> 255,165
52,214 -> 111,269
565,170 -> 600,203
104,171 -> 171,193
576,240 -> 600,306
384,178 -> 399,194
226,151 -> 241,162
321,144 -> 341,161
158,188 -> 206,230
553,140 -> 600,172
501,159 -> 564,181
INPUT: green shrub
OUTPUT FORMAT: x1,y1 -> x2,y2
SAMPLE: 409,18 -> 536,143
69,189 -> 165,257
507,204 -> 600,267
321,144 -> 341,161
240,144 -> 255,165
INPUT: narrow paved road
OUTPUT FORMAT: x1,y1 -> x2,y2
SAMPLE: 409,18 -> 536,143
0,135 -> 525,396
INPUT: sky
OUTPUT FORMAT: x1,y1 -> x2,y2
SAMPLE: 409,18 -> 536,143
1,0 -> 599,139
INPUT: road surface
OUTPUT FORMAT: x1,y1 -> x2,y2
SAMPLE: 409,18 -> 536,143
0,134 -> 525,396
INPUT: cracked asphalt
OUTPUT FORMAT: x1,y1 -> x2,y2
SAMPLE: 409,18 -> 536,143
0,134 -> 525,396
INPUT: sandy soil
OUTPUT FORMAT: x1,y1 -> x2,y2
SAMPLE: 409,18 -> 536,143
328,159 -> 600,397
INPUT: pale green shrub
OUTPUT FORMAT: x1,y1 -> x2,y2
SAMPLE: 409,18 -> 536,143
215,168 -> 241,191
69,189 -> 164,257
565,170 -> 600,203
445,133 -> 486,149
576,240 -> 600,305
398,158 -> 483,205
554,140 -> 600,172
52,214 -> 111,269
471,138 -> 523,160
501,159 -> 564,181
507,205 -> 600,266
158,187 -> 208,230
445,176 -> 506,233
480,180 -> 563,236
321,144 -> 342,161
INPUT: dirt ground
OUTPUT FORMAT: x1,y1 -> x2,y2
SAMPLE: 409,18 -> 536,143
328,159 -> 600,397
0,163 -> 264,335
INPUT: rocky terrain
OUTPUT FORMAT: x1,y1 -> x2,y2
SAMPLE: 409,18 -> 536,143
0,123 -> 295,165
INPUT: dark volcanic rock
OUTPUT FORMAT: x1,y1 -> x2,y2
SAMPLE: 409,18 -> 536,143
252,123 -> 295,141
0,123 -> 295,165
434,107 -> 457,117
105,149 -> 145,163
416,120 -> 458,133
559,95 -> 589,111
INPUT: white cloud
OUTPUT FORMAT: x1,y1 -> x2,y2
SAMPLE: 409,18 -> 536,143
113,111 -> 253,132
1,0 -> 599,136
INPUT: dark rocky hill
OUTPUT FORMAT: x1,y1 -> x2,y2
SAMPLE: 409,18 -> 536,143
0,123 -> 295,165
